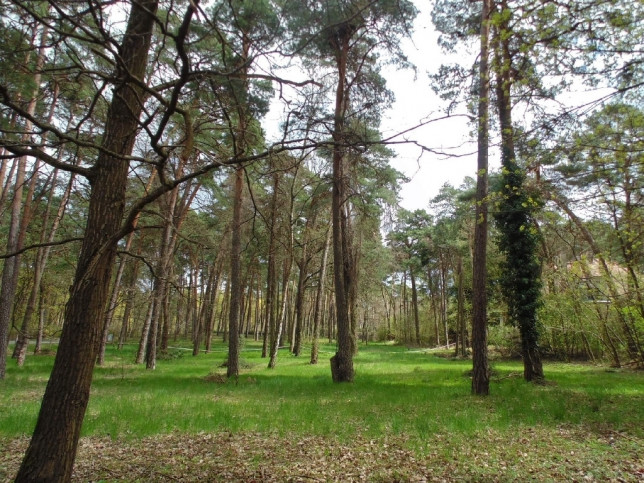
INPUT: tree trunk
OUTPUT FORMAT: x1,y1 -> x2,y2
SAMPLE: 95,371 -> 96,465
456,256 -> 467,357
15,1 -> 158,478
98,175 -> 153,364
294,211 -> 317,356
330,27 -> 355,383
269,262 -> 293,369
15,163 -> 71,365
227,166 -> 243,378
118,246 -> 142,350
136,298 -> 155,365
493,4 -> 544,383
311,227 -> 331,364
410,270 -> 421,346
471,0 -> 492,396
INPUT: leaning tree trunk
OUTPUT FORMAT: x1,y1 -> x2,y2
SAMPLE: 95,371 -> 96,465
12,72 -> 59,366
0,150 -> 27,380
471,0 -> 492,396
97,174 -> 153,365
15,2 -> 158,479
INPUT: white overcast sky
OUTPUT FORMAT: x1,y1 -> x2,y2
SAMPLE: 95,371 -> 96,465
380,1 -> 480,211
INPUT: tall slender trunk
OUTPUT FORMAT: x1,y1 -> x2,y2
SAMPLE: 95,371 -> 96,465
330,26 -> 355,383
471,0 -> 492,396
12,75 -> 60,365
136,298 -> 155,365
118,243 -> 142,350
15,166 -> 72,366
410,269 -> 421,345
263,172 -> 280,358
227,166 -> 243,378
294,211 -> 317,356
456,256 -> 467,357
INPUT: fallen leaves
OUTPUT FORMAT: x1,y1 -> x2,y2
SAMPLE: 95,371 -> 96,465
1,425 -> 642,482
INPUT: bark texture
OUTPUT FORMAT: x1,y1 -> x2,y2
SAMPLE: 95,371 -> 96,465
15,1 -> 158,479
471,0 -> 492,396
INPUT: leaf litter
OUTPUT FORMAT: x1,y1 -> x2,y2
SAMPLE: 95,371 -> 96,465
1,425 -> 642,482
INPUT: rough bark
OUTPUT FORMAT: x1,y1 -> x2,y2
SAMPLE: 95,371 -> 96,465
227,166 -> 243,378
330,24 -> 355,383
471,0 -> 492,396
15,2 -> 158,478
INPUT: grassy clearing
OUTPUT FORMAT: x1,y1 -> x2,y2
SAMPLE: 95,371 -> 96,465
1,340 -> 642,481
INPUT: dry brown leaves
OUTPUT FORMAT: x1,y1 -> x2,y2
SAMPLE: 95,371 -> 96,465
1,427 -> 642,482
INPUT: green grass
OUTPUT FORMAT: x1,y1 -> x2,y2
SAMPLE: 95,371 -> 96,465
1,341 -> 642,440
1,341 -> 643,480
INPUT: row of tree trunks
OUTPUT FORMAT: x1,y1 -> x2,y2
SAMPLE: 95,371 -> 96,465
0,22 -> 49,379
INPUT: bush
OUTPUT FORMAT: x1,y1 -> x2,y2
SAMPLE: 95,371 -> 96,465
488,324 -> 521,358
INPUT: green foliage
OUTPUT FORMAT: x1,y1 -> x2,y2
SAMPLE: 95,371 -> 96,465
493,159 -> 543,355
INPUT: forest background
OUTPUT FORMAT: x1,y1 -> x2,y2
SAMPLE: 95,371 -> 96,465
0,0 -> 643,480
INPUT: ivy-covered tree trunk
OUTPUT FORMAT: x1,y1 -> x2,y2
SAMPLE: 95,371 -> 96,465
15,1 -> 158,478
492,3 -> 544,383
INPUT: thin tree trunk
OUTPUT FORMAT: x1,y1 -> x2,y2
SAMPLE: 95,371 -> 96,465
16,162 -> 72,365
410,270 -> 421,345
294,212 -> 317,356
456,256 -> 467,357
136,298 -> 155,365
98,174 -> 153,364
227,166 -> 243,378
269,262 -> 293,369
311,227 -> 331,364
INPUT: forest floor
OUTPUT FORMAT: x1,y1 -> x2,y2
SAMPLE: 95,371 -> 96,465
1,342 -> 643,481
2,424 -> 643,481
